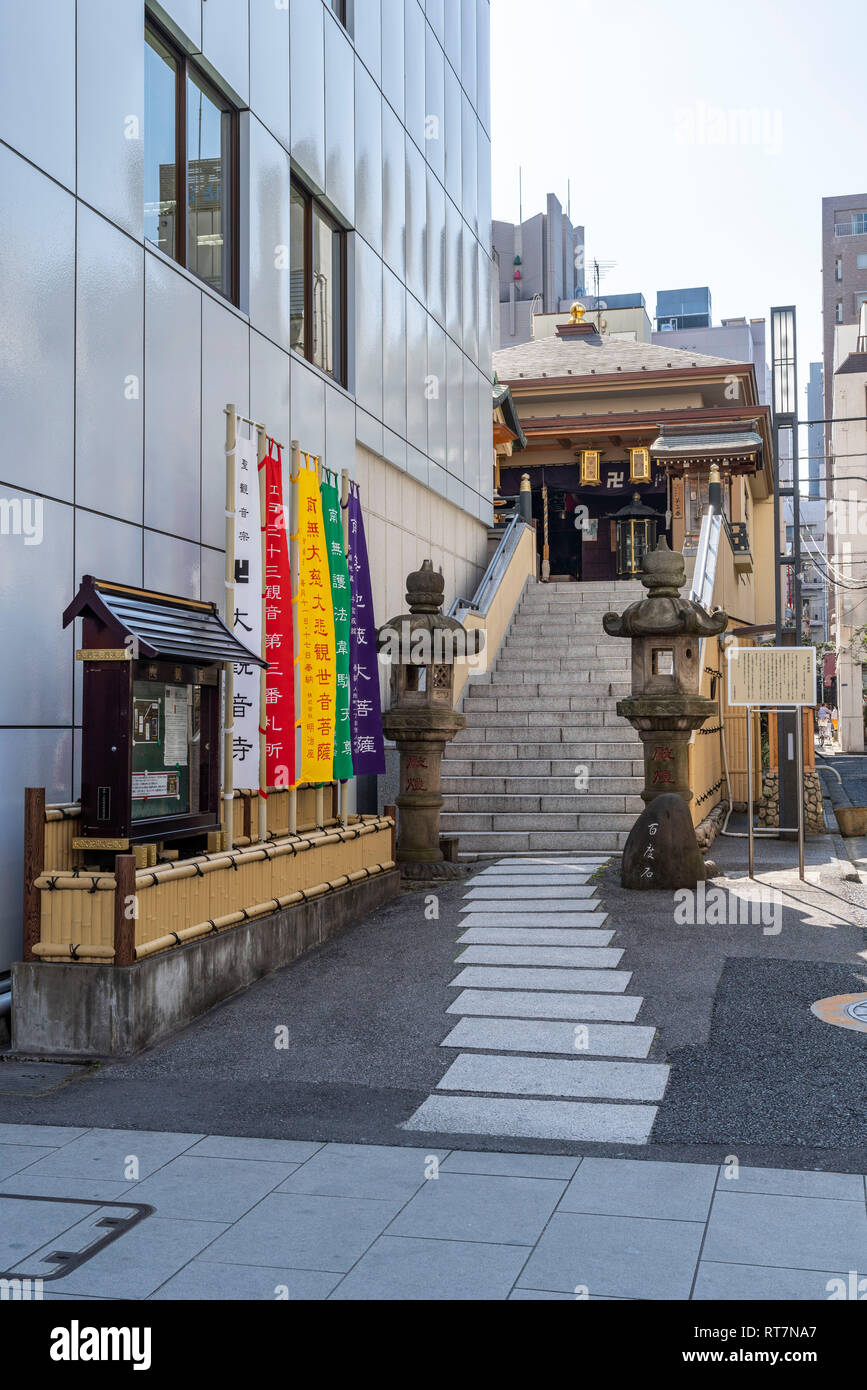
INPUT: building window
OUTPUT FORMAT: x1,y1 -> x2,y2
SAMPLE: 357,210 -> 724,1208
835,256 -> 843,282
836,300 -> 844,323
290,179 -> 346,385
329,0 -> 348,27
144,19 -> 238,303
858,254 -> 867,269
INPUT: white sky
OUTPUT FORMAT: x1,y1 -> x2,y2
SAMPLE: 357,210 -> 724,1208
490,0 -> 867,418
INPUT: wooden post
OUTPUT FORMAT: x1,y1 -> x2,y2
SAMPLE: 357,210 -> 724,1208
385,803 -> 397,864
113,854 -> 137,967
257,424 -> 269,845
23,787 -> 45,962
289,440 -> 300,836
223,405 -> 237,850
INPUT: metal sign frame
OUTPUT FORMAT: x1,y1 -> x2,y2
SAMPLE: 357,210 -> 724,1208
744,703 -> 807,882
727,646 -> 816,708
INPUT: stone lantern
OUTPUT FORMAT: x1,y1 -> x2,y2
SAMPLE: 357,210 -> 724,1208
602,538 -> 728,888
378,560 -> 482,878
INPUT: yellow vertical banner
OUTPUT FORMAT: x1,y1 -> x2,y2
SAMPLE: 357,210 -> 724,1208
293,454 -> 336,784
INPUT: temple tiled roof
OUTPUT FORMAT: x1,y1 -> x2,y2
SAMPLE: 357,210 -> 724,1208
493,333 -> 742,382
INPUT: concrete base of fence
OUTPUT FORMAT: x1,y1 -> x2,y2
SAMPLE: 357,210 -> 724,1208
12,869 -> 400,1060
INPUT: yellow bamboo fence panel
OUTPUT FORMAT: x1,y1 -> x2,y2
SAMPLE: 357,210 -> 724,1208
32,816 -> 395,962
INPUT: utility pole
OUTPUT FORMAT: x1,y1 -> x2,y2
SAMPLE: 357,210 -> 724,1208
770,306 -> 802,840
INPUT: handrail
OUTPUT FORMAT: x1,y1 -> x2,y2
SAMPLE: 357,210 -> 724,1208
690,506 -> 722,611
448,513 -> 529,622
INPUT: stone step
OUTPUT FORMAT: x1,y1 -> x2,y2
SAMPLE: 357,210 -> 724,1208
464,706 -> 629,724
442,794 -> 643,814
441,811 -> 636,832
441,758 -> 644,778
451,829 -> 631,852
444,743 -> 643,765
466,682 -> 630,699
442,774 -> 642,794
453,724 -> 640,745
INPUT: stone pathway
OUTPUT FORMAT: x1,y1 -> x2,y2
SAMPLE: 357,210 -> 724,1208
403,858 -> 668,1145
2,1124 -> 865,1300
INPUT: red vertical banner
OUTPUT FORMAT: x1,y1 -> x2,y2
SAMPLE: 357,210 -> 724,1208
264,442 -> 295,788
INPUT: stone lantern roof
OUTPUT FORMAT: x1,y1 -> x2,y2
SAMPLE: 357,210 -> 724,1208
602,538 -> 727,639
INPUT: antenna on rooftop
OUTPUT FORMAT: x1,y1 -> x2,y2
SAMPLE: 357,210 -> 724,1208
588,256 -> 617,331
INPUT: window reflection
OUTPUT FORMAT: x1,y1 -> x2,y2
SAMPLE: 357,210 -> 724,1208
186,72 -> 232,297
144,30 -> 177,258
312,207 -> 340,379
290,185 -> 307,355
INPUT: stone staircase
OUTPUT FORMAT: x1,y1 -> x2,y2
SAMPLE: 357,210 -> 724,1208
441,579 -> 646,855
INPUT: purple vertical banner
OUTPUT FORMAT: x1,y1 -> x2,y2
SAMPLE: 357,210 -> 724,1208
345,483 -> 386,775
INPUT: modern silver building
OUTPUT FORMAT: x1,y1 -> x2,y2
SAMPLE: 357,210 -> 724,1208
0,0 -> 495,973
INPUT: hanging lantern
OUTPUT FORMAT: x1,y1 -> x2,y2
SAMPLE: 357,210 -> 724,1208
513,255 -> 522,265
579,449 -> 601,486
629,447 -> 651,484
604,492 -> 662,578
513,269 -> 522,281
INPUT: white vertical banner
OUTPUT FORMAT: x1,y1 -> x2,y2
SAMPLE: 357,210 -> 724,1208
231,428 -> 262,781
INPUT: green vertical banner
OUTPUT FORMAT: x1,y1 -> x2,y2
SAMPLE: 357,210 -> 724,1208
321,470 -> 354,780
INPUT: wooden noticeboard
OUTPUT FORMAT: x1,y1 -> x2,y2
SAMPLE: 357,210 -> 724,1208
727,646 -> 816,708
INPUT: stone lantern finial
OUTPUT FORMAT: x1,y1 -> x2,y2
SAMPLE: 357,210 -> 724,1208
406,559 -> 444,613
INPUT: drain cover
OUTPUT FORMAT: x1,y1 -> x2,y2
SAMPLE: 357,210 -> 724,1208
811,993 -> 867,1035
0,1194 -> 153,1282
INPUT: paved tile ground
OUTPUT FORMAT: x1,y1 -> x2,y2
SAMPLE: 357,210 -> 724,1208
1,1124 -> 865,1300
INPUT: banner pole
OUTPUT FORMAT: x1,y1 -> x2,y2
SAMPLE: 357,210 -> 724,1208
339,467 -> 351,828
223,404 -> 236,850
257,425 -> 268,844
289,441 -> 300,836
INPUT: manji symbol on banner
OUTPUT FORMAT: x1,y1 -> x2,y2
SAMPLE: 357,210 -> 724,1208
321,470 -> 353,781
232,429 -> 261,772
263,441 -> 295,787
294,456 -> 336,784
346,482 -> 385,775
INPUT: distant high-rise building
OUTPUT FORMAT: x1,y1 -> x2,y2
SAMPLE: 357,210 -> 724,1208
821,195 -> 867,462
807,362 -> 824,500
493,194 -> 584,346
655,286 -> 712,331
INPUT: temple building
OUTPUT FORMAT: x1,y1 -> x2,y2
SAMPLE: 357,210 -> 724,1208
492,305 -> 773,587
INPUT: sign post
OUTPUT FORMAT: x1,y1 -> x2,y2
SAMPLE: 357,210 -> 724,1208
727,646 -> 816,882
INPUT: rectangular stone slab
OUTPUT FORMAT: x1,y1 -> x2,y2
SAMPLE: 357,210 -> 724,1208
436,1053 -> 669,1101
458,913 -> 608,929
440,1017 -> 657,1058
464,878 -> 600,889
455,946 -> 623,968
449,967 -> 632,993
457,928 -> 614,947
402,1096 -> 658,1145
464,886 -> 598,900
447,989 -> 644,1022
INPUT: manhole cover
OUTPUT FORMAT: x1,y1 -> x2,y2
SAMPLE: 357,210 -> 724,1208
0,1194 -> 153,1283
811,993 -> 867,1035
